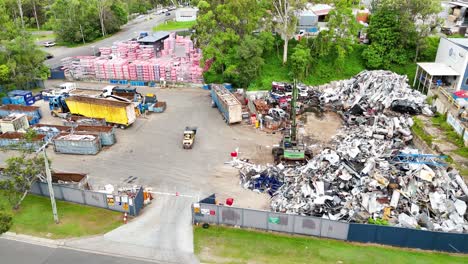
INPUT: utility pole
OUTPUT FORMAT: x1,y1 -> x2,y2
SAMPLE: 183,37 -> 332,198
290,79 -> 298,142
37,143 -> 59,224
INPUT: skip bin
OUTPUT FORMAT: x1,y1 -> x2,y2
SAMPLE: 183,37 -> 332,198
0,104 -> 41,120
74,125 -> 116,146
32,124 -> 71,142
52,132 -> 102,155
0,132 -> 45,151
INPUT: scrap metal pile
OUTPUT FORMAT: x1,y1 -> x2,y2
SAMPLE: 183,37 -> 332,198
233,70 -> 468,233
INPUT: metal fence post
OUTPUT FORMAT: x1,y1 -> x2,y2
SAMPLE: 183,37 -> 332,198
81,190 -> 86,205
241,208 -> 244,227
266,212 -> 270,231
292,215 -> 296,234
216,205 -> 220,225
105,193 -> 110,209
38,182 -> 44,196
318,218 -> 323,237
59,186 -> 64,200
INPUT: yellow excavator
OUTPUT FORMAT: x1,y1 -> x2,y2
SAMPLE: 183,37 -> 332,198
183,126 -> 197,149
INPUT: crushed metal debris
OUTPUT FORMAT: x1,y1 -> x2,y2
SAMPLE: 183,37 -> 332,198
229,70 -> 468,233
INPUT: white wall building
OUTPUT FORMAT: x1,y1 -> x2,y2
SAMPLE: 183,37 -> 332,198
415,38 -> 468,92
176,8 -> 198,22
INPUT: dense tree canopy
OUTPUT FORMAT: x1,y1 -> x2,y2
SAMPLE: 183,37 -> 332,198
363,0 -> 442,68
48,0 -> 128,44
193,0 -> 270,85
0,0 -> 49,87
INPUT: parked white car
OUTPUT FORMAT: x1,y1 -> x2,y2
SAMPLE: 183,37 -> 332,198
268,108 -> 287,120
43,41 -> 56,47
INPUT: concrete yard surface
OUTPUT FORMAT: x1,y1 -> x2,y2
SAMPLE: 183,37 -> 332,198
0,84 -> 279,208
65,195 -> 198,263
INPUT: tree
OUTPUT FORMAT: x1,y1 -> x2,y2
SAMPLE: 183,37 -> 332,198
316,1 -> 360,68
193,0 -> 265,79
271,0 -> 306,64
0,210 -> 13,234
238,36 -> 265,87
0,65 -> 10,84
50,0 -> 128,44
0,0 -> 49,87
364,0 -> 442,66
362,2 -> 411,68
16,0 -> 25,28
290,43 -> 310,80
407,0 -> 442,61
0,130 -> 47,210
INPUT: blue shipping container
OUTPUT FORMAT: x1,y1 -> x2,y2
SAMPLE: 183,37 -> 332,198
8,90 -> 33,100
33,93 -> 43,101
10,96 -> 26,105
25,98 -> 35,106
223,83 -> 233,91
1,97 -> 11,104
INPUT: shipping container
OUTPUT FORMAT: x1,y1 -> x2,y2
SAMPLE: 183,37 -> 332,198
51,172 -> 89,189
32,124 -> 71,142
8,90 -> 33,101
65,96 -> 136,127
0,132 -> 45,151
10,96 -> 25,105
211,84 -> 242,124
74,125 -> 116,146
1,97 -> 11,104
53,132 -> 102,155
0,114 -> 30,133
0,104 -> 41,122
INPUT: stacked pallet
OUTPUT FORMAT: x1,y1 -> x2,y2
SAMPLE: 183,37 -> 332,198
99,47 -> 112,56
61,56 -> 96,79
62,36 -> 204,83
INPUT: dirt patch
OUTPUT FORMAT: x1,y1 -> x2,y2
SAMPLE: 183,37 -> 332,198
198,246 -> 238,264
300,111 -> 342,144
210,165 -> 270,210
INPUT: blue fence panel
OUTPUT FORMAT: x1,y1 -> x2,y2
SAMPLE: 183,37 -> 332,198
404,229 -> 436,251
374,225 -> 409,247
433,231 -> 468,253
129,187 -> 144,216
49,71 -> 65,79
348,223 -> 468,253
347,223 -> 377,243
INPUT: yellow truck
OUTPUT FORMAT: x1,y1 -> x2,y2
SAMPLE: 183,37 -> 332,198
65,96 -> 136,128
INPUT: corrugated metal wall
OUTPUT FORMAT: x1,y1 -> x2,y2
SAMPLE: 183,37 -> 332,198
193,203 -> 468,253
193,203 -> 349,240
30,182 -> 144,216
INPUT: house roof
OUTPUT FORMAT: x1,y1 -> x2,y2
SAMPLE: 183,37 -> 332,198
310,4 -> 332,16
137,31 -> 170,43
449,1 -> 468,8
417,62 -> 460,76
300,10 -> 317,17
448,38 -> 468,49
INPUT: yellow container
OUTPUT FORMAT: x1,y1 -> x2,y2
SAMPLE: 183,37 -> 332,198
65,96 -> 136,126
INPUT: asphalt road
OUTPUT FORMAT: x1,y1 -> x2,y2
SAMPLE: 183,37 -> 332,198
0,238 -> 160,264
43,12 -> 175,68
